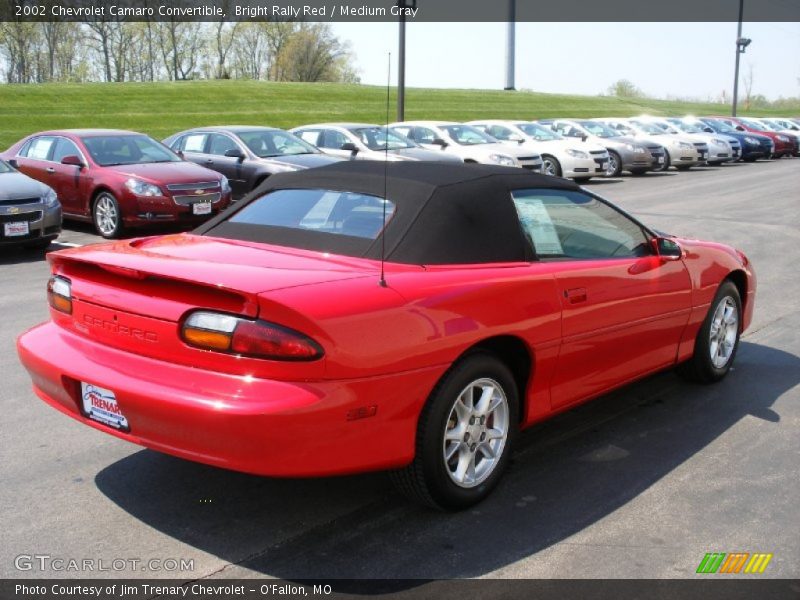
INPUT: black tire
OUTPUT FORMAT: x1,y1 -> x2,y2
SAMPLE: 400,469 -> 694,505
541,155 -> 562,177
390,352 -> 519,510
655,151 -> 671,172
605,150 -> 622,177
677,280 -> 742,384
92,191 -> 124,239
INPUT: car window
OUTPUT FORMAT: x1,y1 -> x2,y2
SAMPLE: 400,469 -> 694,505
411,127 -> 438,144
238,130 -> 317,157
228,188 -> 395,240
51,138 -> 82,163
349,127 -> 415,151
24,137 -> 57,160
485,125 -> 514,140
319,130 -> 350,150
517,123 -> 561,141
511,189 -> 651,260
208,134 -> 239,157
181,133 -> 209,153
442,125 -> 496,145
295,130 -> 322,146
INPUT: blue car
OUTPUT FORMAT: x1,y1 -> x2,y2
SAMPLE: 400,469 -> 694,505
695,118 -> 773,161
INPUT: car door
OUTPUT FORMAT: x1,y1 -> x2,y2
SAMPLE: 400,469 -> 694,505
206,133 -> 249,197
405,126 -> 444,152
510,188 -> 693,410
317,129 -> 359,160
13,136 -> 57,185
48,137 -> 88,215
174,132 -> 209,169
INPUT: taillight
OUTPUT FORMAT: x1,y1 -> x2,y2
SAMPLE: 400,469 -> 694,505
181,311 -> 323,361
47,276 -> 72,314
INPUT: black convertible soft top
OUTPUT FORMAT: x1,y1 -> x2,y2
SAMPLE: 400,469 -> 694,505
195,161 -> 581,265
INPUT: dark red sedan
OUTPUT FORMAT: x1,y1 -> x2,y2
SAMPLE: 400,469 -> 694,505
1,129 -> 232,238
17,162 -> 755,509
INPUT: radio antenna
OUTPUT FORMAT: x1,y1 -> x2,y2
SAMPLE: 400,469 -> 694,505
379,52 -> 391,288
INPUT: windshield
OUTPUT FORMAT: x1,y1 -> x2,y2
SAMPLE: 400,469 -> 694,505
238,130 -> 319,157
761,119 -> 783,131
704,119 -> 736,133
738,118 -> 767,131
516,123 -> 562,141
82,135 -> 181,166
349,127 -> 416,151
670,120 -> 704,134
629,121 -> 665,135
577,121 -> 620,138
0,160 -> 13,174
442,125 -> 497,145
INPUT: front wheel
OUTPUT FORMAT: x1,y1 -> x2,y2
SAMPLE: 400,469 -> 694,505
541,155 -> 562,177
605,151 -> 621,177
390,352 -> 519,510
677,280 -> 742,383
93,192 -> 124,239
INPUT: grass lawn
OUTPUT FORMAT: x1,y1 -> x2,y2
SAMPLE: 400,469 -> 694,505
0,80 -> 796,148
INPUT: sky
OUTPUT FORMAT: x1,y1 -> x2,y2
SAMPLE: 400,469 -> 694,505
331,22 -> 800,101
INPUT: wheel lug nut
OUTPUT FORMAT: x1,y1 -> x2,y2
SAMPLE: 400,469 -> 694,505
480,433 -> 486,441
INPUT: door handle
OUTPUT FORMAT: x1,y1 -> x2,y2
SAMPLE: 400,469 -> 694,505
46,167 -> 55,174
564,287 -> 588,304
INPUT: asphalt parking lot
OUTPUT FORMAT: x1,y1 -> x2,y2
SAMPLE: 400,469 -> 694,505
1,159 -> 798,581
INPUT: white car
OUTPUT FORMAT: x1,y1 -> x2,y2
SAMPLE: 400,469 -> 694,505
466,120 -> 610,181
389,121 -> 543,171
634,116 -> 737,165
594,118 -> 708,170
290,123 -> 462,163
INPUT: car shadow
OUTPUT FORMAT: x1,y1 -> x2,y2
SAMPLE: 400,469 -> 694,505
94,341 -> 797,580
0,245 -> 51,265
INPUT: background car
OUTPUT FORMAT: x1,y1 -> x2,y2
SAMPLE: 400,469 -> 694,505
1,129 -> 232,239
466,120 -> 610,181
641,117 -> 739,165
163,126 -> 343,200
389,121 -> 543,170
749,118 -> 800,157
290,123 -> 462,164
17,161 -> 755,511
595,118 -> 708,171
710,116 -> 793,158
0,159 -> 61,249
694,117 -> 773,161
540,119 -> 665,176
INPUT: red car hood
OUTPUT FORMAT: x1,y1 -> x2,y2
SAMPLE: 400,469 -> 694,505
105,161 -> 222,184
49,234 -> 376,299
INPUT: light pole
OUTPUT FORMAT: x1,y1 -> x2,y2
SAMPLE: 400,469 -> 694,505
397,0 -> 417,122
505,0 -> 516,90
731,0 -> 751,116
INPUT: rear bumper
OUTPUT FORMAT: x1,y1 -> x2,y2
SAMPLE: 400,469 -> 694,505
18,322 -> 443,477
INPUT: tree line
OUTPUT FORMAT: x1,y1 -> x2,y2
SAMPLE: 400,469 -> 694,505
0,20 -> 360,84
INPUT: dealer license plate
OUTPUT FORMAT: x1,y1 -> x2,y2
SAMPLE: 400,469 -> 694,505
4,221 -> 29,236
192,202 -> 212,215
658,156 -> 665,164
81,382 -> 128,430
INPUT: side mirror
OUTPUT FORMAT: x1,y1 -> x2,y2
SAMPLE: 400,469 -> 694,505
507,134 -> 524,144
431,138 -> 448,149
175,149 -> 184,159
224,148 -> 246,162
60,155 -> 84,168
581,134 -> 588,142
736,125 -> 745,131
703,127 -> 714,133
340,142 -> 359,155
8,158 -> 19,169
654,237 -> 683,261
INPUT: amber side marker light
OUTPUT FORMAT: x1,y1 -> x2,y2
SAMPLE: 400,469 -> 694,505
181,311 -> 323,361
47,276 -> 72,314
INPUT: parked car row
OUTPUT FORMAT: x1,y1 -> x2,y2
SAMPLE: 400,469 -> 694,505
1,115 -> 796,246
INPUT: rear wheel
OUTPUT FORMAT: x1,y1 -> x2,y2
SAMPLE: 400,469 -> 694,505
390,352 -> 519,510
93,192 -> 124,239
677,280 -> 742,383
541,155 -> 562,177
655,151 -> 671,172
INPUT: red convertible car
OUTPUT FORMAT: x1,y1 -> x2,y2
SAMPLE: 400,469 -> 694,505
1,129 -> 232,238
17,162 -> 755,509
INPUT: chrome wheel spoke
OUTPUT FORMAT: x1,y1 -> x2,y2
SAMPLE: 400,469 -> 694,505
708,296 -> 738,368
